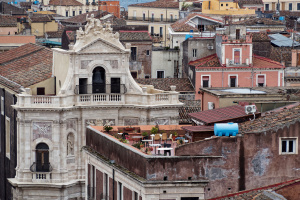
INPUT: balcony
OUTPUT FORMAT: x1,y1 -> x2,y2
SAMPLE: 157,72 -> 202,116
15,85 -> 181,108
221,35 -> 252,44
30,162 -> 53,183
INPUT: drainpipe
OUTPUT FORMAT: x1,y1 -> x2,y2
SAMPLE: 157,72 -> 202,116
112,168 -> 115,200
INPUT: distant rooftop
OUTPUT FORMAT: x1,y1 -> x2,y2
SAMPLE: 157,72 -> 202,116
217,88 -> 266,94
135,78 -> 194,92
239,102 -> 300,134
128,0 -> 179,9
269,33 -> 300,47
189,105 -> 260,125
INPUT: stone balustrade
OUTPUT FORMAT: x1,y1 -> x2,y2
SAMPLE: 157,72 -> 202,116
15,92 -> 181,108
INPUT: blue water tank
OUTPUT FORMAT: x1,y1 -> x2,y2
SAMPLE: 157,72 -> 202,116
185,34 -> 193,40
214,122 -> 238,137
279,16 -> 285,21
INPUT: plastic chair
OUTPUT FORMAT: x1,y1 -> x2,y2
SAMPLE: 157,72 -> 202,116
162,133 -> 168,143
154,134 -> 161,143
167,134 -> 172,143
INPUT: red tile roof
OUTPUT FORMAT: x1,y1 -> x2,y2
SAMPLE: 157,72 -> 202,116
189,54 -> 221,68
48,0 -> 83,6
0,15 -> 17,27
239,103 -> 300,134
119,31 -> 152,41
0,43 -> 52,92
135,78 -> 194,92
189,105 -> 259,125
182,125 -> 214,132
129,0 -> 179,8
232,17 -> 284,25
208,178 -> 300,200
171,13 -> 222,32
29,15 -> 54,22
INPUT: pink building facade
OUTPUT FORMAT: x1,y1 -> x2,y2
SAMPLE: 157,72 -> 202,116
188,34 -> 284,101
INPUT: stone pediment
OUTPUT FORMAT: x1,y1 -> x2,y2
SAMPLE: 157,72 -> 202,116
77,38 -> 126,54
72,13 -> 129,54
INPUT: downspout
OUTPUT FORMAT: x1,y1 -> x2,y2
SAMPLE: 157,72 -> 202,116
2,88 -> 6,199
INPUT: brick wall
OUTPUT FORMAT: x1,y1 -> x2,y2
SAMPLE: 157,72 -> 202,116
123,186 -> 132,200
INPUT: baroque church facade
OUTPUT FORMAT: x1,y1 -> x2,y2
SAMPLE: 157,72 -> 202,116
8,14 -> 182,199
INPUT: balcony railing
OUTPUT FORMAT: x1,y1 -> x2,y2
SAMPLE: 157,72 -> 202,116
74,84 -> 126,95
16,88 -> 181,108
30,162 -> 53,183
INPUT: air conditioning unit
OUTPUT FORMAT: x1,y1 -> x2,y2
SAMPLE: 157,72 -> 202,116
207,45 -> 214,50
228,60 -> 234,65
208,102 -> 215,110
245,105 -> 256,114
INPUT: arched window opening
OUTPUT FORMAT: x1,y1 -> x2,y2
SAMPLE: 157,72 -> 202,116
92,67 -> 106,93
36,143 -> 50,172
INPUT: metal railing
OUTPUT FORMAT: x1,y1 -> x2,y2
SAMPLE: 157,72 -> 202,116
74,84 -> 126,95
30,162 -> 53,172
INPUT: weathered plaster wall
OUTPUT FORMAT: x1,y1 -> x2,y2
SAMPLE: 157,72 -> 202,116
175,120 -> 300,199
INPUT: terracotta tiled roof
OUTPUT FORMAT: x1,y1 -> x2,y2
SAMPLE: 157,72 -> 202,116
29,15 -> 54,22
189,54 -> 221,68
62,11 -> 106,24
209,178 -> 300,200
189,105 -> 259,125
129,0 -> 179,8
171,13 -> 222,32
237,0 -> 263,7
239,103 -> 300,134
0,15 -> 17,27
0,2 -> 27,15
252,55 -> 284,68
0,43 -> 52,91
135,78 -> 194,92
250,32 -> 270,41
46,29 -> 63,38
48,0 -> 83,6
119,31 -> 152,41
179,100 -> 202,124
232,17 -> 284,25
182,125 -> 214,132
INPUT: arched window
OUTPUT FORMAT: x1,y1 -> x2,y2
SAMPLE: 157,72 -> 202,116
36,143 -> 50,172
92,67 -> 106,93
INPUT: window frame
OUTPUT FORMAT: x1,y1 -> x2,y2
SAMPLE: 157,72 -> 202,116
256,74 -> 266,87
297,3 -> 300,10
5,116 -> 10,159
201,75 -> 211,88
265,4 -> 269,11
192,49 -> 197,58
228,74 -> 238,87
279,137 -> 298,155
289,3 -> 293,10
156,70 -> 165,78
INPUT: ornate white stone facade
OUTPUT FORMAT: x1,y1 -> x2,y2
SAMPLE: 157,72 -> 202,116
8,15 -> 183,199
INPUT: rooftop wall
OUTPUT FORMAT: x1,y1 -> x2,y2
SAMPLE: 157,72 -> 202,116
176,119 -> 300,198
86,127 -> 222,182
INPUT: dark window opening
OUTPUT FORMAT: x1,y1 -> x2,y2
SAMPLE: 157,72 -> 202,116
230,76 -> 237,87
257,75 -> 265,87
265,4 -> 269,11
157,71 -> 164,78
131,72 -> 137,78
92,67 -> 106,93
79,78 -> 88,94
202,76 -> 209,87
36,143 -> 50,172
37,87 -> 45,95
143,13 -> 145,21
73,11 -> 75,16
150,26 -> 154,36
146,50 -> 150,56
160,27 -> 163,37
289,3 -> 292,10
111,78 -> 120,93
198,25 -> 204,32
66,11 -> 68,17
131,47 -> 137,61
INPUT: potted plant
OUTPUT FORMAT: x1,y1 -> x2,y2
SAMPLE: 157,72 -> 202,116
142,131 -> 149,139
104,125 -> 113,133
173,131 -> 178,140
150,127 -> 159,135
